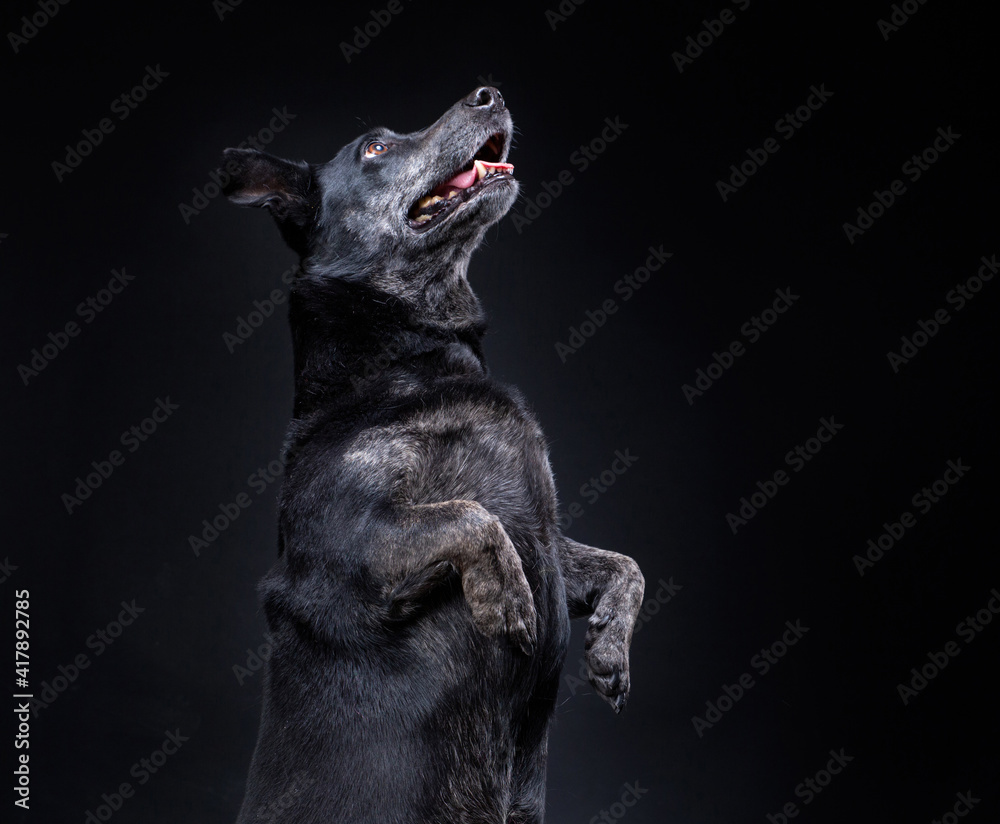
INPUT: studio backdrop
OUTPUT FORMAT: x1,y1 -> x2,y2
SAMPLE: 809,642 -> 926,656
4,1 -> 997,821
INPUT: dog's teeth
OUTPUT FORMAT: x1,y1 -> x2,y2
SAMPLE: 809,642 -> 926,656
414,214 -> 432,223
416,194 -> 444,209
446,189 -> 460,199
474,160 -> 487,181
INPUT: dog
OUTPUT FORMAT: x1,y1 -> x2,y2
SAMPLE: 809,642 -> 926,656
224,86 -> 645,824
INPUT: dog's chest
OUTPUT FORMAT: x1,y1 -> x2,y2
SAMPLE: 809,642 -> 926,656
319,390 -> 558,544
404,397 -> 555,529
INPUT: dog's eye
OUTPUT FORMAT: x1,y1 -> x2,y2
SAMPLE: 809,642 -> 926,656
364,141 -> 389,158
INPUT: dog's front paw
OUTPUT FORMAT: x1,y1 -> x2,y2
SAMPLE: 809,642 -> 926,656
462,533 -> 537,656
584,612 -> 632,713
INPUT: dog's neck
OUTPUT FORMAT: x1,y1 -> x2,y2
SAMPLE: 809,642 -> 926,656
287,266 -> 488,419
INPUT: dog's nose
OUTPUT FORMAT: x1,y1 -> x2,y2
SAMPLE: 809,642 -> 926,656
465,86 -> 504,110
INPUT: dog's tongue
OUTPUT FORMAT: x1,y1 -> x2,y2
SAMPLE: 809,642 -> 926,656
431,168 -> 477,197
439,167 -> 478,191
431,160 -> 514,197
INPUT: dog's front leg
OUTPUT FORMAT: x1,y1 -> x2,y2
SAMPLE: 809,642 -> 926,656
558,537 -> 644,712
380,500 -> 537,655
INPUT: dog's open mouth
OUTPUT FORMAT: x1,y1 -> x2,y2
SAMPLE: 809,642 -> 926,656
407,133 -> 513,231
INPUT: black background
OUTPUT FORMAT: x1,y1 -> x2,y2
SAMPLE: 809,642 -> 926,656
4,0 -> 998,821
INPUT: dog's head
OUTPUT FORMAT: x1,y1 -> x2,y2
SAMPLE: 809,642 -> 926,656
222,86 -> 518,282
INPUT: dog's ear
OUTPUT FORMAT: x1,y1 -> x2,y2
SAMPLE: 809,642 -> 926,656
221,148 -> 317,226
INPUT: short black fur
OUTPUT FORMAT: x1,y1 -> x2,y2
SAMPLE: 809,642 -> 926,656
224,87 -> 645,824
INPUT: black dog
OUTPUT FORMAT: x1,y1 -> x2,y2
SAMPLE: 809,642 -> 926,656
224,86 -> 645,824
